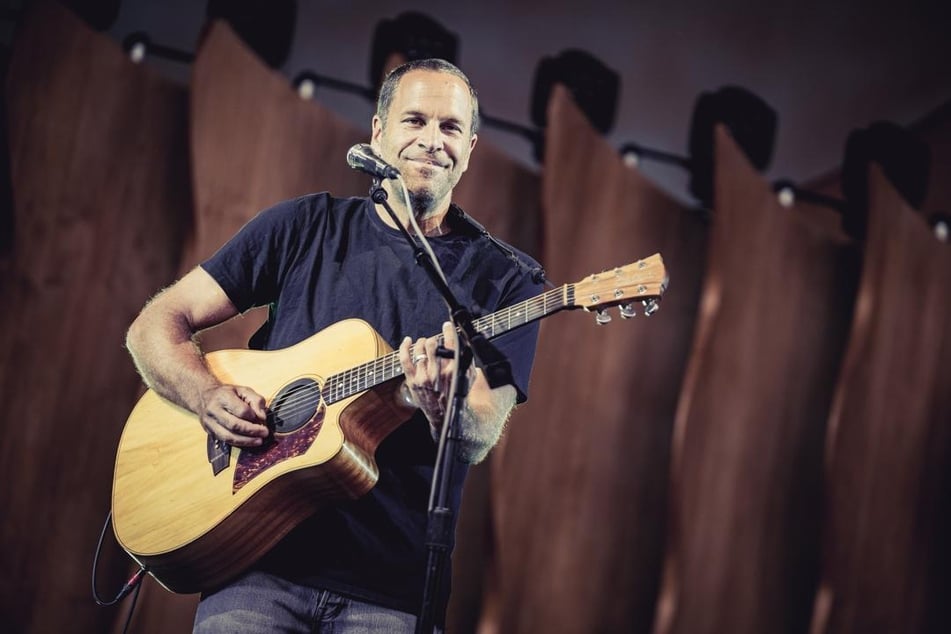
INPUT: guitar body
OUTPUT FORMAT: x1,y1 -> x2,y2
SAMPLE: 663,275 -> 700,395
111,319 -> 414,593
111,254 -> 669,595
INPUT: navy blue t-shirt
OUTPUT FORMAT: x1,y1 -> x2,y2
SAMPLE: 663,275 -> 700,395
201,192 -> 542,617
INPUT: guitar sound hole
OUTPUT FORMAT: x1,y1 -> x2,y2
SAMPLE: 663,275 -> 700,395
268,378 -> 321,434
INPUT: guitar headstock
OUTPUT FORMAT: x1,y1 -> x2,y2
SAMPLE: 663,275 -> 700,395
572,253 -> 669,324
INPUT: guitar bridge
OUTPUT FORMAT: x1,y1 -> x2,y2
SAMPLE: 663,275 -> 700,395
207,435 -> 231,476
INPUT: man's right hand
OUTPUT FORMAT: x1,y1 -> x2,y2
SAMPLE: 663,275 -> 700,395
198,384 -> 270,447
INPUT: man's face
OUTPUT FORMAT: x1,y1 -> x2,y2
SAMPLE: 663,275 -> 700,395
371,70 -> 478,214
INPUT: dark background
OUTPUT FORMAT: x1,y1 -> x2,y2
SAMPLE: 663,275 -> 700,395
102,0 -> 951,199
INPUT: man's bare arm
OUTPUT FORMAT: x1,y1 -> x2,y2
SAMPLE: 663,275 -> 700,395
125,267 -> 269,447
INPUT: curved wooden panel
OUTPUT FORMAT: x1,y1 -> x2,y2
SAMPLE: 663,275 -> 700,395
655,126 -> 860,634
0,1 -> 190,632
810,165 -> 951,634
483,84 -> 708,634
187,21 -> 370,352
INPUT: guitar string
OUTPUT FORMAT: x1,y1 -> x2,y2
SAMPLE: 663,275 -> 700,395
259,288 -> 572,421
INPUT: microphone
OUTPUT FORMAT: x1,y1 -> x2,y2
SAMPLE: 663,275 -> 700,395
346,143 -> 400,180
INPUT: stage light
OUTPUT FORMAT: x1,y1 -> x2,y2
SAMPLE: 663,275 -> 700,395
776,182 -> 796,209
122,32 -> 150,64
122,31 -> 193,64
930,212 -> 949,242
618,142 -> 690,171
770,179 -> 847,215
127,39 -> 146,63
369,11 -> 458,93
291,70 -> 375,102
295,73 -> 316,100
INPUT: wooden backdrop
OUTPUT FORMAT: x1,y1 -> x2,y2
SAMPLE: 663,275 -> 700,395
809,163 -> 951,634
653,126 -> 860,634
2,2 -> 949,633
477,85 -> 708,634
0,2 -> 190,633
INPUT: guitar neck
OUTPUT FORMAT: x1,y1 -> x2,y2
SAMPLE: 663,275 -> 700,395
323,284 -> 576,405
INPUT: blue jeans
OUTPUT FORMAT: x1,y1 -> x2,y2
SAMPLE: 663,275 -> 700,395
193,571 -> 423,633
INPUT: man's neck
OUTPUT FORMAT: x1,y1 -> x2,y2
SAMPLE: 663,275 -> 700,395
416,211 -> 448,235
374,185 -> 452,237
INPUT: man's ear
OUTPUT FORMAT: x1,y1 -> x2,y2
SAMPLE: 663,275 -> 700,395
370,115 -> 383,151
459,133 -> 478,173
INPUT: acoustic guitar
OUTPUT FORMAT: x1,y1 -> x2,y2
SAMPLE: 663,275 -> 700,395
112,254 -> 668,593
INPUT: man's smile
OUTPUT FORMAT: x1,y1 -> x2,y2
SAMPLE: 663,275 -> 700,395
405,156 -> 449,169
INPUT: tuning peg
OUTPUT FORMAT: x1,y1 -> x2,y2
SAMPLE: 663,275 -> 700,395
642,299 -> 660,316
619,303 -> 637,319
595,309 -> 612,325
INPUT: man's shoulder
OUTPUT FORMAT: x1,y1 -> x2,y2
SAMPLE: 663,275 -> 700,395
256,192 -> 370,227
277,191 -> 369,215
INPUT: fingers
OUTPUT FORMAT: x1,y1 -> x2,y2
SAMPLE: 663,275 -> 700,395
394,325 -> 458,425
234,385 -> 268,420
414,336 -> 435,383
424,335 -> 439,369
399,334 -> 440,395
398,336 -> 413,372
200,385 -> 270,447
441,321 -> 457,351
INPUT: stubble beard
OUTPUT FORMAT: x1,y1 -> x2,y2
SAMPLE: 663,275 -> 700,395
408,188 -> 437,217
388,173 -> 434,214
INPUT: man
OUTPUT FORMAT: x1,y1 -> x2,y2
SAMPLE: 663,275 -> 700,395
125,58 -> 542,632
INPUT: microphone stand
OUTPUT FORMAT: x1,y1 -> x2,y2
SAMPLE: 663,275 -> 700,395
367,182 -> 513,634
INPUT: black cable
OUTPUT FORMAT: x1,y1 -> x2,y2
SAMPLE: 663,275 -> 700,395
120,575 -> 144,634
91,509 -> 147,622
449,205 -> 554,288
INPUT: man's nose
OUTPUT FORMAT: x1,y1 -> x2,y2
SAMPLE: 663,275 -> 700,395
419,122 -> 443,151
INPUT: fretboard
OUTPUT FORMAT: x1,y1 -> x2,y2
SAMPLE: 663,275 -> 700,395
323,283 -> 576,404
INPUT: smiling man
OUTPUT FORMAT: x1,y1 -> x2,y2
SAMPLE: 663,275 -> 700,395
125,59 -> 542,633
371,63 -> 479,236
